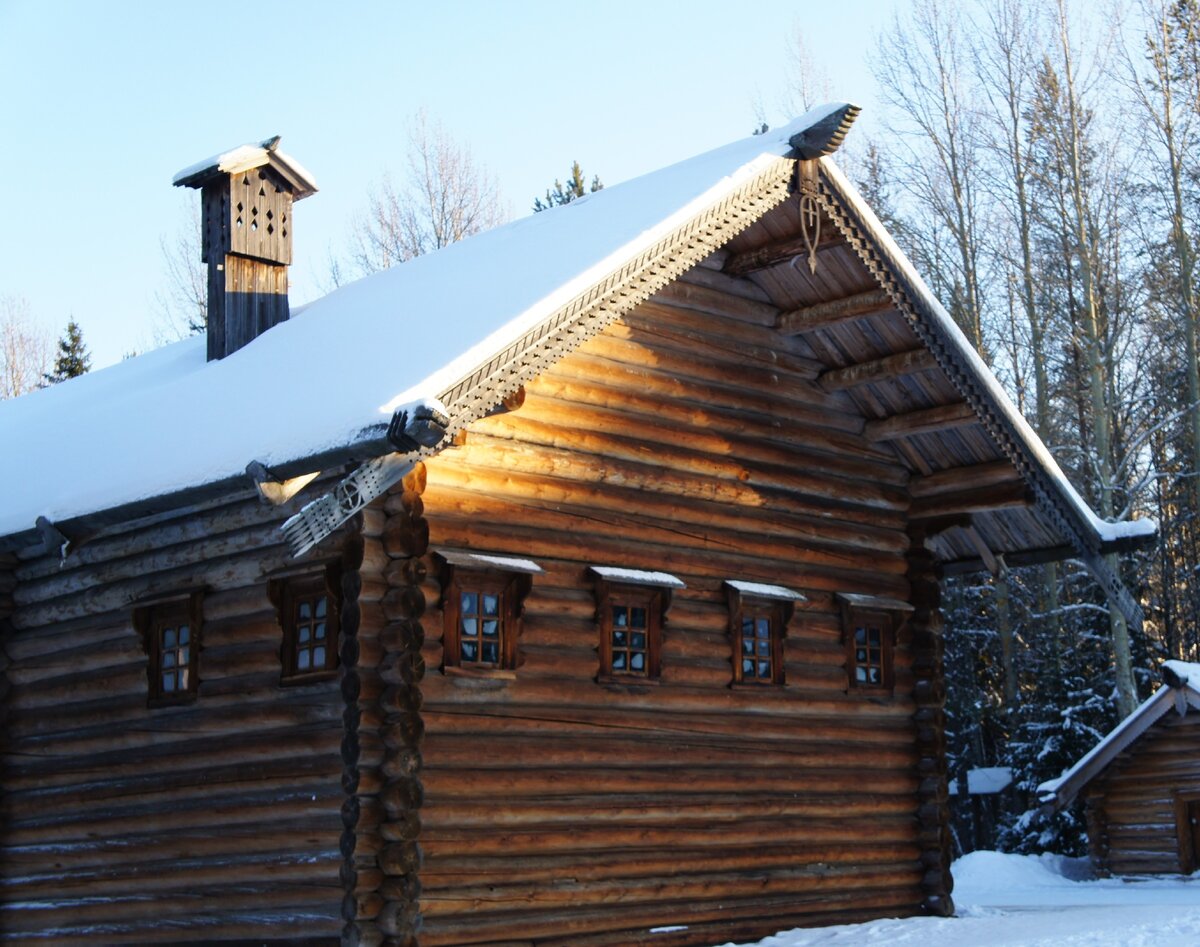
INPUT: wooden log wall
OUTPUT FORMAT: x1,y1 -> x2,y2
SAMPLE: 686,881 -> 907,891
1086,711 -> 1200,875
0,491 -> 347,942
407,276 -> 927,945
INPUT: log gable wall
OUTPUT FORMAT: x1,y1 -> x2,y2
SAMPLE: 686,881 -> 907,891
408,269 -> 931,945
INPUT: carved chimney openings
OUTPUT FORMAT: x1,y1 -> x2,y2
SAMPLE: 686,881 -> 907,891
173,137 -> 318,361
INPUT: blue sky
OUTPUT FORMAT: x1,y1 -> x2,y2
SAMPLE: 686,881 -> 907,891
0,0 -> 897,368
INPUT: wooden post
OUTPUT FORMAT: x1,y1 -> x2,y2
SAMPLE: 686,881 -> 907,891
907,527 -> 955,918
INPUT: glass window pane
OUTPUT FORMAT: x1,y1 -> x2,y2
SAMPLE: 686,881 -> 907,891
758,660 -> 771,678
314,646 -> 326,667
482,620 -> 498,638
868,667 -> 881,684
743,658 -> 754,675
461,592 -> 477,614
315,622 -> 326,640
162,672 -> 175,691
461,618 -> 477,638
298,625 -> 310,643
461,640 -> 477,661
179,668 -> 188,688
613,630 -> 626,647
298,650 -> 311,670
631,653 -> 645,671
613,652 -> 627,670
743,638 -> 755,654
482,594 -> 499,615
856,666 -> 868,682
630,608 -> 646,628
854,627 -> 866,644
756,618 -> 770,637
163,627 -> 176,648
178,625 -> 189,645
163,651 -> 175,668
179,646 -> 189,666
482,642 -> 498,664
856,648 -> 868,663
299,601 -> 311,620
631,632 -> 646,650
613,607 -> 627,628
315,597 -> 327,618
757,640 -> 770,656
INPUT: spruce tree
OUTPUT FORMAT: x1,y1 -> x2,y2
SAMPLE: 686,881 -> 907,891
533,162 -> 603,212
45,320 -> 91,384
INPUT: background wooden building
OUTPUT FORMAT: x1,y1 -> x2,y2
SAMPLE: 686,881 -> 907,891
0,106 -> 1153,944
1038,661 -> 1200,876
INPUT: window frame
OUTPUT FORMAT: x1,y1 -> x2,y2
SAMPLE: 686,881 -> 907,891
133,592 -> 203,707
272,568 -> 341,685
436,553 -> 537,675
595,580 -> 666,683
726,584 -> 795,687
835,593 -> 912,695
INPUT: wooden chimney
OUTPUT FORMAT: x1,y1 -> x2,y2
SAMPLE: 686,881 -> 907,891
174,138 -> 318,361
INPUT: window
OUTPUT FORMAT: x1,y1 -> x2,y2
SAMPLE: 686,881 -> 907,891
837,593 -> 911,694
591,567 -> 683,683
847,609 -> 892,689
274,571 -> 340,684
600,589 -> 662,680
133,593 -> 203,705
437,551 -> 540,673
725,581 -> 802,686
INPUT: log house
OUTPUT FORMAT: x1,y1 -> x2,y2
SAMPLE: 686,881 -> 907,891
1038,661 -> 1200,876
0,106 -> 1155,944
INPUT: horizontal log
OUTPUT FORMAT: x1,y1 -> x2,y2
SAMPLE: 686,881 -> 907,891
864,402 -> 978,442
819,348 -> 940,392
648,280 -> 779,326
909,460 -> 1023,498
909,482 -> 1034,521
777,290 -> 894,334
722,228 -> 845,277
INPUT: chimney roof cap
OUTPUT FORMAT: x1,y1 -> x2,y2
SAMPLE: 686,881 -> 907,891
173,135 -> 318,199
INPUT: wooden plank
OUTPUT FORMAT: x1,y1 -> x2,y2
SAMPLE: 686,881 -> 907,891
649,281 -> 779,326
909,483 -> 1034,521
819,349 -> 940,392
777,290 -> 893,335
864,402 -> 977,442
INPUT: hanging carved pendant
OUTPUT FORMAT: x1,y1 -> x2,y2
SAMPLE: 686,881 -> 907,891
799,188 -> 821,275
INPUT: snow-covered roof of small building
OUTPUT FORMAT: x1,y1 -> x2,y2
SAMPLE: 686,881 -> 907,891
1038,661 -> 1200,810
948,766 -> 1013,796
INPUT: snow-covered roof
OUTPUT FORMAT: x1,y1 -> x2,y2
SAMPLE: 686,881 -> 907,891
948,766 -> 1013,796
0,107 -> 850,548
0,102 -> 1153,572
172,136 -> 318,198
1038,661 -> 1200,810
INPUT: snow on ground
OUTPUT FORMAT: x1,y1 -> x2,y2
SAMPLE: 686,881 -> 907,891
717,851 -> 1200,947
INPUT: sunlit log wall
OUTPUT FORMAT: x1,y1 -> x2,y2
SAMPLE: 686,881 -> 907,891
1085,713 -> 1200,875
0,493 -> 347,943
409,267 -> 931,945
